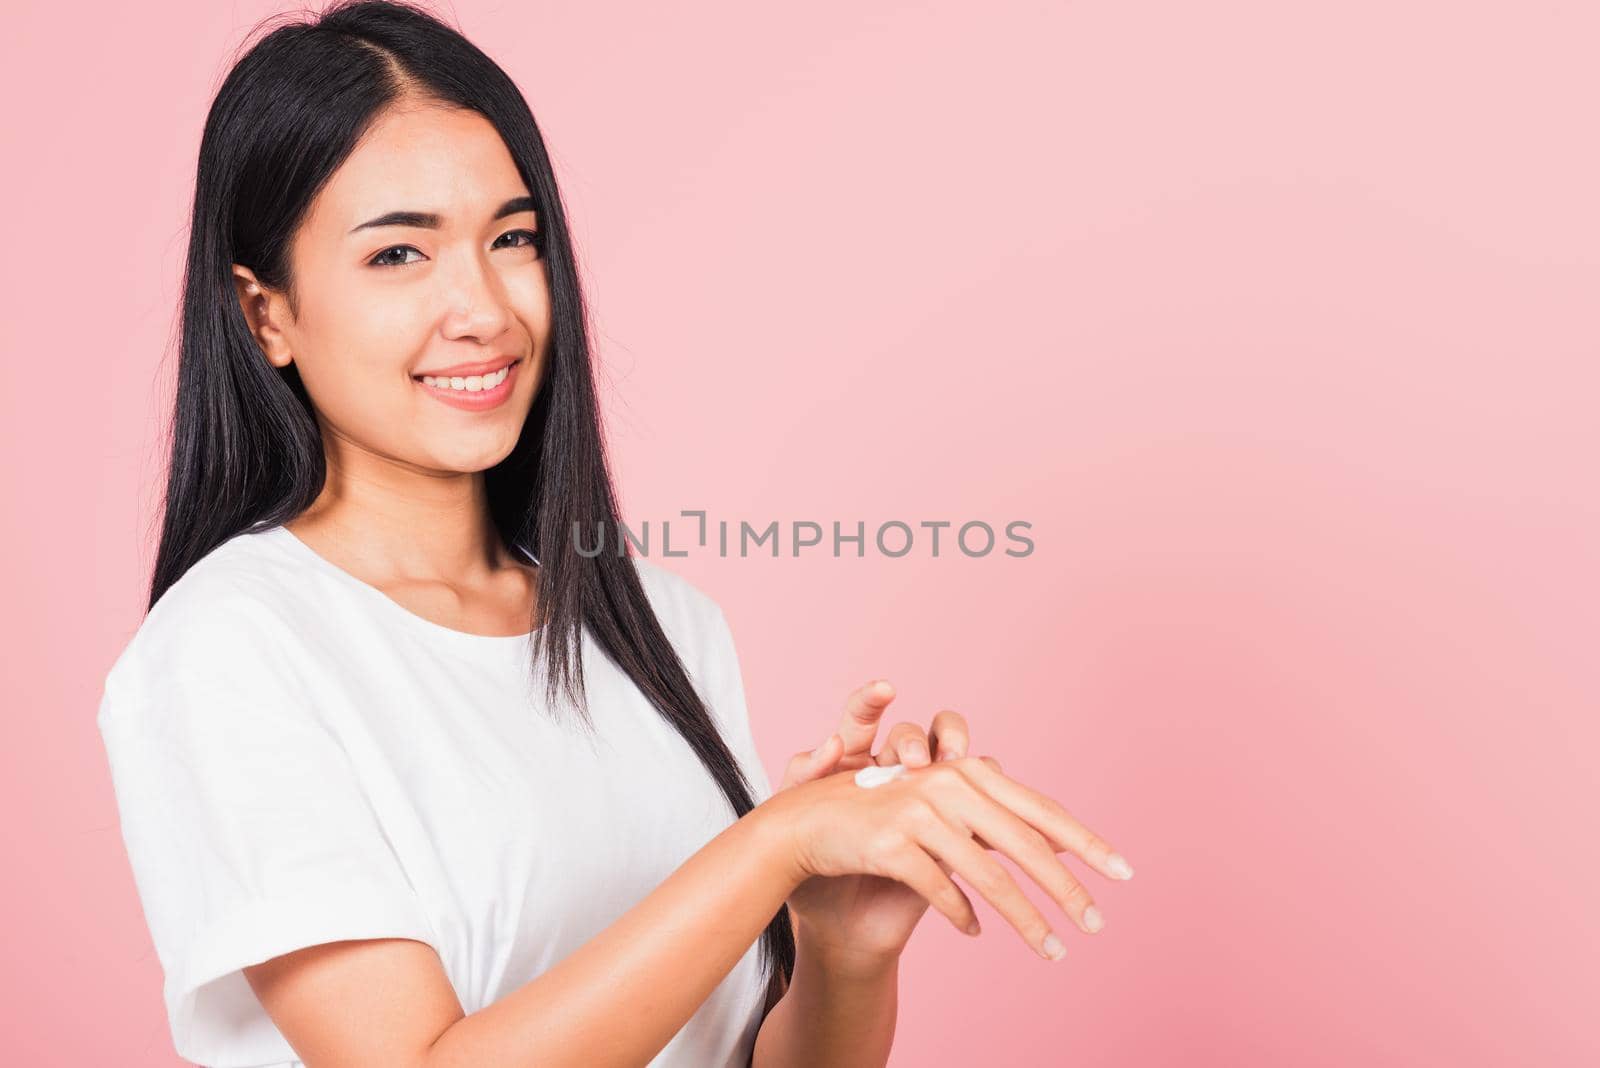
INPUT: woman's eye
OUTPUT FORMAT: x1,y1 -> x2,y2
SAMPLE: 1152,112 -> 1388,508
495,228 -> 541,254
370,245 -> 423,268
368,230 -> 540,269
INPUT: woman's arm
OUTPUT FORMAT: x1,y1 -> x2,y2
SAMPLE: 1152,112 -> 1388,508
750,918 -> 899,1068
245,804 -> 806,1068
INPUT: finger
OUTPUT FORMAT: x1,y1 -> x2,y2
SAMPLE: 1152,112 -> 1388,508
905,802 -> 1069,961
779,733 -> 844,790
947,756 -> 1135,883
924,765 -> 1105,936
926,755 -> 997,846
878,842 -> 982,937
967,755 -> 1000,846
836,679 -> 896,760
806,733 -> 845,779
929,709 -> 969,762
877,722 -> 931,768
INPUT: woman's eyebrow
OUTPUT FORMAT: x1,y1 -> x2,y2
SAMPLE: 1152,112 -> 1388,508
348,195 -> 536,234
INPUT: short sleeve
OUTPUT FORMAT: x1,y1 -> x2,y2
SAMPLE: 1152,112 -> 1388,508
97,591 -> 437,1067
699,605 -> 774,805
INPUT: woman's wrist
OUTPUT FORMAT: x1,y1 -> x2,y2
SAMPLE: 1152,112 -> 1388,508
792,914 -> 902,978
747,794 -> 811,894
753,917 -> 900,1068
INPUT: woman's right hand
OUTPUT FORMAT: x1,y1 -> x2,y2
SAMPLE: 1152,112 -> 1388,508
760,755 -> 1135,961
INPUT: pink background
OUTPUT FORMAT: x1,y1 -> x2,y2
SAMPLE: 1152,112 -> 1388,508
4,1 -> 1597,1064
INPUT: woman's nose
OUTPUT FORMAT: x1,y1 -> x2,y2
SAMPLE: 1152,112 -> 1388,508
439,255 -> 513,342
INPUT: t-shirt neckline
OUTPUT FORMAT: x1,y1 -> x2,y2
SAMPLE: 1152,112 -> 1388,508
262,524 -> 542,651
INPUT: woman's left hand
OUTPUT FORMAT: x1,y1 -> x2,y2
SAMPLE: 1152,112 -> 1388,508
776,680 -> 972,964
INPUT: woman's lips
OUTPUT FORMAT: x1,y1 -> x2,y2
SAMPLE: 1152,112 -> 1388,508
413,358 -> 520,411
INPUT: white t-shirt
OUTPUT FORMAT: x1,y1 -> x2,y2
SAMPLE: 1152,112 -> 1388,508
97,524 -> 775,1068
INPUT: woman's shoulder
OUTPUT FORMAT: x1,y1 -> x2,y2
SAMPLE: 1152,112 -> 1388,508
629,554 -> 730,630
98,528 -> 313,729
628,556 -> 762,781
627,555 -> 741,671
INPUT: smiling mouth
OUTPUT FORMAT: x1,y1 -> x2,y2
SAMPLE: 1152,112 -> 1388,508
412,357 -> 520,391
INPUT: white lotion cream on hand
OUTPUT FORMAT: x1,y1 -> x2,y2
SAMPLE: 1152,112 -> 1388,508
854,763 -> 909,788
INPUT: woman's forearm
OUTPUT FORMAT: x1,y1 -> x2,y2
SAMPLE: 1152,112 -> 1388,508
424,806 -> 801,1068
751,920 -> 899,1068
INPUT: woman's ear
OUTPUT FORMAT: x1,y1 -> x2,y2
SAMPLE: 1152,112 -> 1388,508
231,265 -> 294,369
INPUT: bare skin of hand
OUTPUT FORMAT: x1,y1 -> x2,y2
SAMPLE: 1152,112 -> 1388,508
778,680 -> 985,960
766,740 -> 1137,966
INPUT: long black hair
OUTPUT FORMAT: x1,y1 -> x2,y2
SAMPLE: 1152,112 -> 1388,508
148,0 -> 793,1007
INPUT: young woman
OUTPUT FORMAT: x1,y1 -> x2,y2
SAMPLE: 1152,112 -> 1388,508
96,3 -> 1134,1065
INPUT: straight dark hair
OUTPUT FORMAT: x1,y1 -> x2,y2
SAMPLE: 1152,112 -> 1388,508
147,0 -> 793,1005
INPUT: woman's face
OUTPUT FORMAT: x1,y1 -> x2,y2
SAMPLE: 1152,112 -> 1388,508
234,101 -> 550,475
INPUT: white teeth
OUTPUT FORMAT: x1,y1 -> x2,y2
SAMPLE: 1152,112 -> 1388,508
421,364 -> 512,391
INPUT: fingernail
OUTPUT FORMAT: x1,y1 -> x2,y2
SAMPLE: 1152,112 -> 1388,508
907,740 -> 928,763
966,919 -> 981,936
1082,906 -> 1104,933
1106,854 -> 1134,880
1040,933 -> 1066,961
870,680 -> 893,695
810,734 -> 836,760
